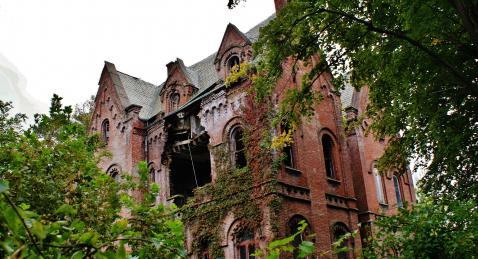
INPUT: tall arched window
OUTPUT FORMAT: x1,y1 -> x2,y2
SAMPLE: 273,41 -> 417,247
235,229 -> 255,259
227,55 -> 240,73
393,175 -> 403,208
322,135 -> 336,178
169,92 -> 180,112
373,166 -> 386,204
102,119 -> 110,143
230,126 -> 247,168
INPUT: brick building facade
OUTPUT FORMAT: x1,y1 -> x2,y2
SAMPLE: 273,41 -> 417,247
90,2 -> 415,258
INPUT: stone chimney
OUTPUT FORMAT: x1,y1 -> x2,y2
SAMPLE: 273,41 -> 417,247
274,0 -> 288,13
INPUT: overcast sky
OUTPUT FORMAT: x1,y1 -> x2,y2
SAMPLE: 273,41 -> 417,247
0,0 -> 275,118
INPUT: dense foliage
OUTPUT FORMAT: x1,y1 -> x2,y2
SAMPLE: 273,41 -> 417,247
235,0 -> 478,202
0,97 -> 185,258
364,198 -> 478,258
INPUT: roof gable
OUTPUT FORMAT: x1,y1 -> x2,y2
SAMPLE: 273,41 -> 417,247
214,23 -> 251,64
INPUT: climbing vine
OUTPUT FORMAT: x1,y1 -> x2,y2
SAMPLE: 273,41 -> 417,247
180,84 -> 284,257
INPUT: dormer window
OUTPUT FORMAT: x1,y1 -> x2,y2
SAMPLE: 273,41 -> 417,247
102,119 -> 110,143
169,92 -> 180,112
227,55 -> 240,73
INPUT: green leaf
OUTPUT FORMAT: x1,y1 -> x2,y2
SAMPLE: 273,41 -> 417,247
31,220 -> 47,240
55,204 -> 77,216
298,241 -> 315,258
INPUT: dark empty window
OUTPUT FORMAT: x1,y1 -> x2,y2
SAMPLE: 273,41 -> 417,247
107,165 -> 120,182
231,126 -> 247,168
169,92 -> 180,112
288,216 -> 311,259
102,119 -> 110,143
227,56 -> 240,73
322,135 -> 335,178
393,176 -> 403,208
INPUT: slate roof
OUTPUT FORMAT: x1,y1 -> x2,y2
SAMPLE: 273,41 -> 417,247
117,71 -> 161,119
112,12 -> 355,120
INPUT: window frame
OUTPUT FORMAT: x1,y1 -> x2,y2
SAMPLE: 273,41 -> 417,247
230,126 -> 247,169
392,175 -> 403,208
102,119 -> 110,143
372,166 -> 387,205
322,134 -> 336,179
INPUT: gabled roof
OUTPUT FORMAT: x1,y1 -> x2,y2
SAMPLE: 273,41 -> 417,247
99,13 -> 357,121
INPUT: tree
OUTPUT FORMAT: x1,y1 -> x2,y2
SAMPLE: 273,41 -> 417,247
230,0 -> 478,202
0,97 -> 185,258
363,198 -> 478,258
73,95 -> 96,128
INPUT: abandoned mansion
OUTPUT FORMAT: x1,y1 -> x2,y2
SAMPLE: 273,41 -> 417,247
89,1 -> 416,258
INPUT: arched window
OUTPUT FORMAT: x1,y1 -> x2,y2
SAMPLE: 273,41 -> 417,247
107,165 -> 121,182
169,92 -> 180,112
373,166 -> 386,204
332,223 -> 352,259
235,229 -> 255,259
230,126 -> 247,168
288,215 -> 312,258
393,175 -> 403,208
227,55 -> 240,73
322,135 -> 336,178
149,167 -> 156,183
102,119 -> 110,143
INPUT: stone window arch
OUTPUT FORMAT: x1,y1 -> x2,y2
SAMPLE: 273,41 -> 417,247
169,92 -> 180,112
106,164 -> 121,182
102,119 -> 110,143
230,125 -> 246,169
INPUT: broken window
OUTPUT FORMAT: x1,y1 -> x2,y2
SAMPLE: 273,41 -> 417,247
230,126 -> 247,168
169,133 -> 211,207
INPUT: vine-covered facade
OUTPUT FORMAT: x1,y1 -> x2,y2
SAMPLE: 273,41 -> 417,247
90,1 -> 415,258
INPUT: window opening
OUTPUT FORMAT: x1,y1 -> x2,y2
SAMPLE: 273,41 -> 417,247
102,119 -> 110,143
149,167 -> 156,183
231,126 -> 247,168
393,176 -> 403,208
107,165 -> 120,182
235,230 -> 255,259
169,134 -> 211,207
169,92 -> 180,112
288,216 -> 311,259
281,125 -> 295,168
227,56 -> 240,73
333,223 -> 351,259
373,166 -> 386,204
322,135 -> 335,178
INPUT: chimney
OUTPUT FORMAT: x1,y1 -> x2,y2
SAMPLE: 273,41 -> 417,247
274,0 -> 287,13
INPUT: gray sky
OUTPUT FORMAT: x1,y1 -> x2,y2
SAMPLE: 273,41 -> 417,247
0,0 -> 275,117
